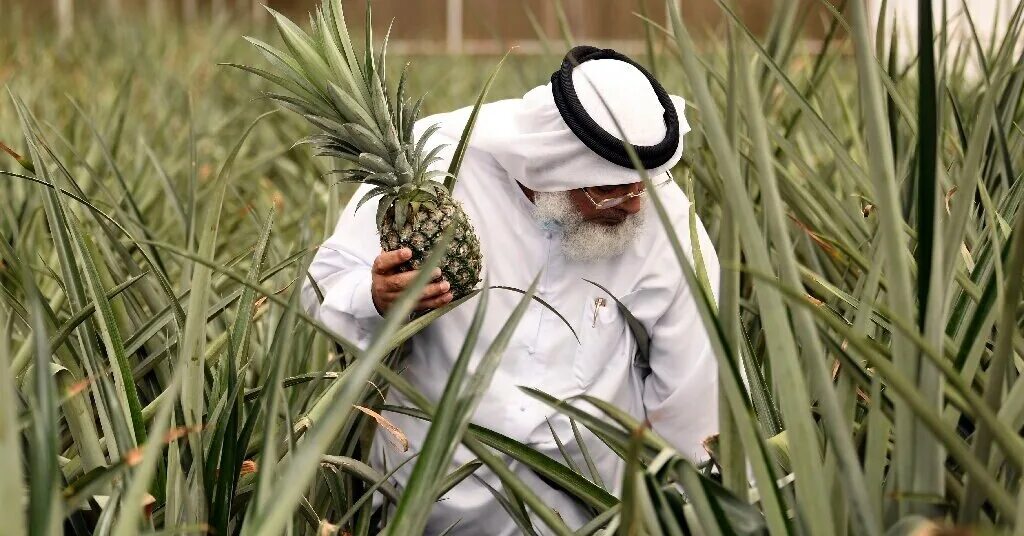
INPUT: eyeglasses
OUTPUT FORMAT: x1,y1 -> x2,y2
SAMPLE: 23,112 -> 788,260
582,171 -> 675,210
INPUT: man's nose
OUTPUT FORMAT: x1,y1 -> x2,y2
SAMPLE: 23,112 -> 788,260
618,194 -> 644,214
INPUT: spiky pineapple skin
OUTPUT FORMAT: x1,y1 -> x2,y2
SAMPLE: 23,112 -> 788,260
379,193 -> 482,299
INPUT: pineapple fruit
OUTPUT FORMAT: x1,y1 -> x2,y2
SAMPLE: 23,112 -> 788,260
236,0 -> 482,299
379,190 -> 482,298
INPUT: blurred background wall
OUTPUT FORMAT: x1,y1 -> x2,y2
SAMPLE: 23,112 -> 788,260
20,0 -> 1019,59
23,0 -> 839,54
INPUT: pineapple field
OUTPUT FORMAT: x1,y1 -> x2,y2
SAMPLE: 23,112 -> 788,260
2,1 -> 1024,535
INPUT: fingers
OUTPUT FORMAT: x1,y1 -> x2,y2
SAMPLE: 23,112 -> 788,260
372,248 -> 412,275
382,268 -> 442,293
419,278 -> 451,300
371,252 -> 453,313
415,291 -> 454,311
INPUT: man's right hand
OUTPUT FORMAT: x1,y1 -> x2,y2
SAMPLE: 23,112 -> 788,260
371,248 -> 454,315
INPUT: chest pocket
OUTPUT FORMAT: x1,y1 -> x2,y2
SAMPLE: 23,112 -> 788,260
573,294 -> 635,389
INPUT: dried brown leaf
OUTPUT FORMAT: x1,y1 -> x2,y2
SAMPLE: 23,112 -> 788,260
354,405 -> 408,452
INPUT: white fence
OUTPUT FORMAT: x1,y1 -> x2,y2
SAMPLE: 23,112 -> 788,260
868,0 -> 1022,77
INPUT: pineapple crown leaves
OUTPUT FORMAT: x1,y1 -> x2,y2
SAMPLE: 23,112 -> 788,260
230,0 -> 446,199
233,0 -> 505,234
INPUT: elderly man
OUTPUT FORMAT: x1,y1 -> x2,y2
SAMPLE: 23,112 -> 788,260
302,46 -> 720,535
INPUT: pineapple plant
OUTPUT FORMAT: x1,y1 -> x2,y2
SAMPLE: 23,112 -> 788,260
234,0 -> 483,298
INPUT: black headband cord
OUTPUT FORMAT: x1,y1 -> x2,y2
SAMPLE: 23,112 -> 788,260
549,45 -> 680,170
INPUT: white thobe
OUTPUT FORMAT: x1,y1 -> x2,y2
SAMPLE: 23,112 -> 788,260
301,122 -> 720,535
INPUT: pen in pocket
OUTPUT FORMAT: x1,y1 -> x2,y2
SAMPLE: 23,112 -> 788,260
591,297 -> 607,328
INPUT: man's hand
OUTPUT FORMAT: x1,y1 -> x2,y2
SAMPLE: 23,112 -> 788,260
371,248 -> 453,315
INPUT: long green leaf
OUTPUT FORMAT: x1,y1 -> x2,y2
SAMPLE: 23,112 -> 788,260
0,304 -> 26,535
666,4 -> 835,533
243,229 -> 455,535
444,50 -> 510,192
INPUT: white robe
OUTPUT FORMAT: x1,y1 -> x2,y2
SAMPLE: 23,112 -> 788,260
300,118 -> 721,535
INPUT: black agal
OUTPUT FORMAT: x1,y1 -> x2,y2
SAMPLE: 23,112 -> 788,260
549,45 -> 680,170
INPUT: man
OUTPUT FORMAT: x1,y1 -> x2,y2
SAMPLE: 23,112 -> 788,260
301,46 -> 720,535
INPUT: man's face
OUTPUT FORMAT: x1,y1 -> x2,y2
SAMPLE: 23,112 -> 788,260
532,182 -> 648,262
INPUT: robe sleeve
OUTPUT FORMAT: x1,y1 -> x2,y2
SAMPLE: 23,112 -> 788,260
300,184 -> 385,350
641,213 -> 722,463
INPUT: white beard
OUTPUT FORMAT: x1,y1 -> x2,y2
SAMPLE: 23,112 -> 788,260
532,191 -> 647,262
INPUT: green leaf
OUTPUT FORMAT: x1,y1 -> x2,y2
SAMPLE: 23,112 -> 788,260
436,460 -> 483,499
20,262 -> 62,535
109,362 -> 185,536
444,50 -> 511,192
746,268 -> 1020,521
666,4 -> 837,533
383,404 -> 618,511
242,229 -> 456,536
736,44 -> 878,533
0,304 -> 26,535
384,283 -> 493,535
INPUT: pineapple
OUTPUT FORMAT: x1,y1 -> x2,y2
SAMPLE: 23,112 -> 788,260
379,190 -> 482,297
236,0 -> 482,299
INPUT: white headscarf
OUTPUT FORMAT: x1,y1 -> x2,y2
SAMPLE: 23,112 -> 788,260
427,58 -> 691,192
